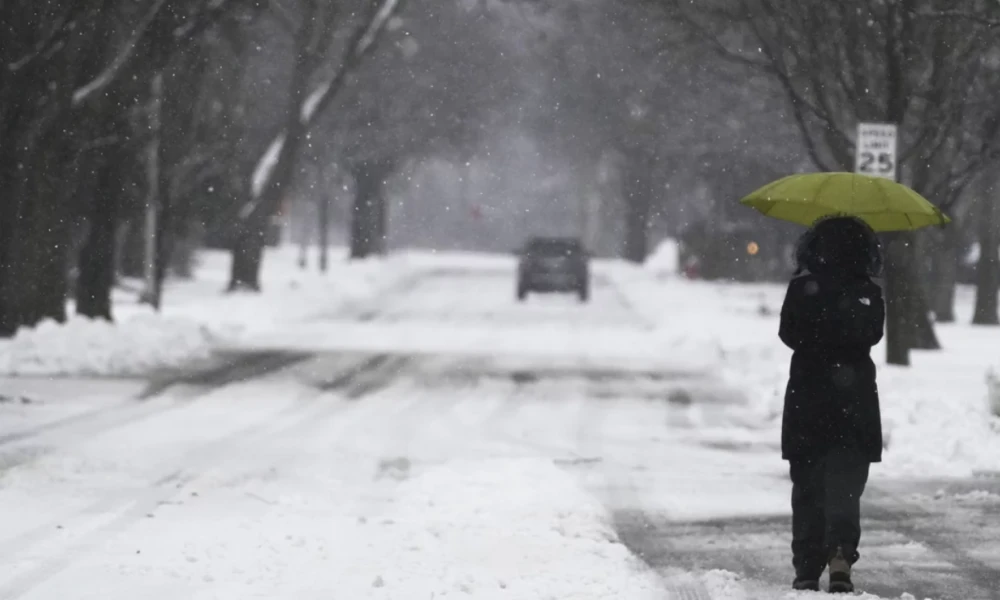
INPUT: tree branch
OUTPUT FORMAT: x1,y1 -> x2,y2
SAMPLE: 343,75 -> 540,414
670,1 -> 771,71
917,9 -> 1000,27
72,0 -> 170,106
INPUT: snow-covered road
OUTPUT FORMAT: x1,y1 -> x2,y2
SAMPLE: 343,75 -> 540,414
1,263 -> 999,599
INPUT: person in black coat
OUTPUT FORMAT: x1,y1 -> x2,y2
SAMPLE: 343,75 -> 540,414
778,216 -> 885,593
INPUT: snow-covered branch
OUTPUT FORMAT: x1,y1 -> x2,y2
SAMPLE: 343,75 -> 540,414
356,0 -> 402,56
300,81 -> 333,123
248,133 -> 287,207
73,0 -> 169,106
174,0 -> 236,38
7,7 -> 82,73
298,0 -> 403,124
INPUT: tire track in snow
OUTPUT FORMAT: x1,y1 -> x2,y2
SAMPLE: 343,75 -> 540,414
137,349 -> 314,400
0,353 -> 405,599
305,265 -> 436,322
0,351 -> 315,477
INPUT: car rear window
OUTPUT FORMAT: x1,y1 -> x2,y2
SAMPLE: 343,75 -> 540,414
527,239 -> 582,254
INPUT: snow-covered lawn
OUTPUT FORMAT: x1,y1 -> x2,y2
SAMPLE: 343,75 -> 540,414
0,247 -> 412,377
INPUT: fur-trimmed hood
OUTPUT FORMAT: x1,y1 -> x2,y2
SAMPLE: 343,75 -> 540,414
794,216 -> 883,278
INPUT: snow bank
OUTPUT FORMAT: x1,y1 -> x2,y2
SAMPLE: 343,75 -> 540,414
0,247 -> 416,377
644,237 -> 679,277
988,365 -> 1000,417
0,314 -> 216,377
878,368 -> 1000,478
368,457 -> 666,599
113,248 -> 401,338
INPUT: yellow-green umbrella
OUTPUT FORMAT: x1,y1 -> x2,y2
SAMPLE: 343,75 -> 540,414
740,172 -> 951,232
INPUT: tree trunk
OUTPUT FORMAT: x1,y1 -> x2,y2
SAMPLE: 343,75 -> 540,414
973,197 -> 999,325
228,211 -> 267,292
0,165 -> 23,337
318,193 -> 330,272
350,159 -> 394,259
910,281 -> 940,350
928,225 -> 959,323
622,153 -> 653,263
77,156 -> 124,320
26,191 -> 70,328
121,223 -> 147,278
1,147 -> 72,332
228,133 -> 304,290
883,233 -> 941,366
113,220 -> 132,282
883,236 -> 911,366
143,73 -> 165,309
170,223 -> 196,279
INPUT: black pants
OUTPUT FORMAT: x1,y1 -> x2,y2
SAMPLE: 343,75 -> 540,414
789,448 -> 870,579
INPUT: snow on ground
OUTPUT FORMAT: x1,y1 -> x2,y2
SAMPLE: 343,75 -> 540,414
109,246 -> 413,333
0,252 -> 985,599
610,263 -> 1000,480
7,243 -> 994,474
0,368 -> 670,599
230,254 -> 720,373
0,314 -> 216,377
362,458 -> 667,599
19,458 -> 668,600
644,238 -> 679,278
0,246 -> 412,377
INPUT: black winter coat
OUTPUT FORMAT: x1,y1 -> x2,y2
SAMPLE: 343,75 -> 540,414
779,272 -> 885,462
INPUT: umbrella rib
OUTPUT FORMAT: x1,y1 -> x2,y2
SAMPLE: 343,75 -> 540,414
812,172 -> 838,213
754,175 -> 795,200
852,174 -> 858,215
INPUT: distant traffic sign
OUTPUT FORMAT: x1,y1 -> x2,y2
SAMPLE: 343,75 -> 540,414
855,122 -> 897,181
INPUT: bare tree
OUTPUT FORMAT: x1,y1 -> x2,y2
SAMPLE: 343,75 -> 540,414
664,0 -> 1000,365
0,1 -> 253,334
321,0 -> 520,259
0,2 -> 115,334
76,1 -> 248,319
492,0 -> 802,261
227,0 -> 403,291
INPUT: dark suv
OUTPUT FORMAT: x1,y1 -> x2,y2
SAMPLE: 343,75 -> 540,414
516,237 -> 590,302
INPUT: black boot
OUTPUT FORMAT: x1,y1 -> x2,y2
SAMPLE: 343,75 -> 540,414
827,546 -> 854,593
792,576 -> 820,591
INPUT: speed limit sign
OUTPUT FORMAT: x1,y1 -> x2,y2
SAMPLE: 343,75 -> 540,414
855,122 -> 897,181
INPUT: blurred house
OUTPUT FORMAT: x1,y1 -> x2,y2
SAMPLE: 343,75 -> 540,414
677,220 -> 797,282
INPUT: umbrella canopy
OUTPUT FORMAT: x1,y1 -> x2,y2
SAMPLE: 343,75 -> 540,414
740,172 -> 951,232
